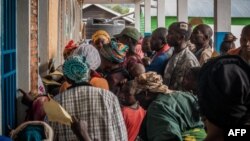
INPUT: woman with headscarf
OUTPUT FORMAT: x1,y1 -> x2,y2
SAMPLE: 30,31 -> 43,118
220,32 -> 237,55
99,41 -> 130,95
49,55 -> 127,141
63,40 -> 78,60
59,43 -> 109,93
198,55 -> 250,141
92,30 -> 111,50
133,72 -> 206,141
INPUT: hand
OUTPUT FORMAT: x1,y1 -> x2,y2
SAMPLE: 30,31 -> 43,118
71,116 -> 91,141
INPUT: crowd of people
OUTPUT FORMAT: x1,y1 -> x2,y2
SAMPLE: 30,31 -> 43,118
2,23 -> 250,141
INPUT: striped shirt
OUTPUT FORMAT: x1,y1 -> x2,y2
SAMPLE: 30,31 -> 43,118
49,86 -> 127,141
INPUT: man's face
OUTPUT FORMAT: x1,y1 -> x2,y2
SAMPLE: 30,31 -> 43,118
190,29 -> 206,47
240,33 -> 250,53
167,28 -> 180,47
150,34 -> 162,51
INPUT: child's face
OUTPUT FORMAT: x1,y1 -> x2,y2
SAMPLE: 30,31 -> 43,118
129,65 -> 145,78
118,85 -> 137,106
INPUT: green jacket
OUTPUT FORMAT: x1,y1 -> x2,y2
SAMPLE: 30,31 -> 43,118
139,91 -> 206,141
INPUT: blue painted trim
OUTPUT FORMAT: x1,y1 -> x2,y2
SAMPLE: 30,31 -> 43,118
1,0 -> 17,135
215,32 -> 228,53
144,32 -> 151,37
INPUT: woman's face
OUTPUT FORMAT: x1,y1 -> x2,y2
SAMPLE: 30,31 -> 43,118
94,38 -> 105,49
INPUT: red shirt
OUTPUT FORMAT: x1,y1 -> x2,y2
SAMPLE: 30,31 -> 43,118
122,105 -> 146,141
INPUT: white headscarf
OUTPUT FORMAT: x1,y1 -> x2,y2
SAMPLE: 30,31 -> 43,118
72,43 -> 101,70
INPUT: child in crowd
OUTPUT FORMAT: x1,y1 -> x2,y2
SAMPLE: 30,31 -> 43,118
118,81 -> 146,141
128,63 -> 146,79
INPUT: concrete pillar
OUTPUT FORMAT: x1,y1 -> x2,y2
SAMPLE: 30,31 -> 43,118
214,0 -> 231,53
177,0 -> 188,22
17,0 -> 30,126
38,0 -> 49,76
144,0 -> 151,33
135,2 -> 141,31
157,0 -> 166,27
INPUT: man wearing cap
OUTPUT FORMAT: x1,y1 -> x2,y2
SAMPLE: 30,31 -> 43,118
163,22 -> 200,91
115,27 -> 143,69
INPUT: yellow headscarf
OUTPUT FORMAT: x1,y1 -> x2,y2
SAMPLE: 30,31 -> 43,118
92,30 -> 110,45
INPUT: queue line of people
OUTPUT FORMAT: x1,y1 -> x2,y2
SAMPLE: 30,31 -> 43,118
3,23 -> 250,141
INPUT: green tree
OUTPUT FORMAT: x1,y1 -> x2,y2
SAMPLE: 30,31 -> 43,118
112,5 -> 129,14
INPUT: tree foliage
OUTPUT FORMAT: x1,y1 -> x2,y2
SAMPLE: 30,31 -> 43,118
111,5 -> 129,14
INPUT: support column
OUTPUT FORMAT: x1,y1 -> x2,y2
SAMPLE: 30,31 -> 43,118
157,0 -> 165,27
177,0 -> 188,22
17,0 -> 30,127
38,0 -> 49,76
144,0 -> 151,33
214,0 -> 231,53
135,2 -> 140,31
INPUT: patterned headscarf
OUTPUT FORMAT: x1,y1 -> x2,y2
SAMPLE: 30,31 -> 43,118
63,55 -> 90,84
92,30 -> 111,45
133,71 -> 172,94
72,43 -> 101,70
100,41 -> 128,64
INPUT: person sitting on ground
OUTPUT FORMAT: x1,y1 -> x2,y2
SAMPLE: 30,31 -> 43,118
228,24 -> 250,64
49,55 -> 127,141
118,81 -> 146,141
115,27 -> 143,69
198,55 -> 250,141
190,24 -> 213,65
133,72 -> 206,141
99,41 -> 130,95
146,27 -> 173,76
91,30 -> 111,50
220,32 -> 237,55
60,43 -> 109,93
164,22 -> 200,90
